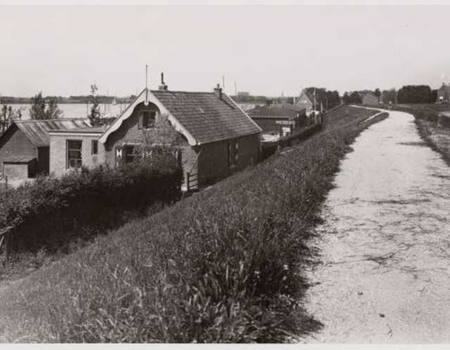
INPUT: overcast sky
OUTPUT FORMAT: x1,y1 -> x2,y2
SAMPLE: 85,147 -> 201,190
1,5 -> 450,97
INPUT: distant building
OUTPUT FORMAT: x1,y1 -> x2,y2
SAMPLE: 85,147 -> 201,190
248,103 -> 307,139
295,90 -> 317,114
436,83 -> 450,103
237,91 -> 250,97
238,103 -> 265,112
362,92 -> 379,106
0,118 -> 91,180
49,85 -> 262,191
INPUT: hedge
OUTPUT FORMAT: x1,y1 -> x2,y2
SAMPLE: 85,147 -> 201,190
0,155 -> 182,253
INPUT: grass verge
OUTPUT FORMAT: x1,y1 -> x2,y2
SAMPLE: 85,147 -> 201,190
0,106 -> 387,343
391,104 -> 450,167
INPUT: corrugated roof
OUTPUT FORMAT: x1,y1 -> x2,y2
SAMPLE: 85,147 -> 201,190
3,155 -> 35,163
15,118 -> 91,147
152,90 -> 261,144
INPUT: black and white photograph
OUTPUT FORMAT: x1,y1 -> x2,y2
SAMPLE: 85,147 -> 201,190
0,0 -> 449,345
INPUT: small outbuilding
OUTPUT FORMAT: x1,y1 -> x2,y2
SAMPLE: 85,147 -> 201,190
0,118 -> 91,179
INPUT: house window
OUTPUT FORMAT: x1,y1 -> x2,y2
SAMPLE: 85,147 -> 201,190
228,139 -> 239,168
139,111 -> 156,129
124,145 -> 137,164
91,140 -> 98,155
67,140 -> 82,169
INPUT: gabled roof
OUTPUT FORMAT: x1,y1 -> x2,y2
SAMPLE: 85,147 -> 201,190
296,90 -> 316,105
100,88 -> 262,146
248,104 -> 306,119
13,118 -> 91,147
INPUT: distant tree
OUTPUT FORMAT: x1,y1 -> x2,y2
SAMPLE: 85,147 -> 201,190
89,84 -> 101,126
397,85 -> 434,104
1,105 -> 7,133
7,106 -> 13,125
29,92 -> 62,120
305,87 -> 340,110
345,91 -> 362,104
381,89 -> 397,104
431,89 -> 438,103
326,90 -> 341,109
374,88 -> 381,99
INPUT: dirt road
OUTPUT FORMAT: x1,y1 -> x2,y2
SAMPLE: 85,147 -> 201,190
303,110 -> 450,343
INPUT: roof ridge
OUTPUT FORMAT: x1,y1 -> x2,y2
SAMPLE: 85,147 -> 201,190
152,90 -> 216,95
16,117 -> 88,123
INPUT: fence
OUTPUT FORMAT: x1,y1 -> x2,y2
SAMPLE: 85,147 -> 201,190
0,174 -> 8,192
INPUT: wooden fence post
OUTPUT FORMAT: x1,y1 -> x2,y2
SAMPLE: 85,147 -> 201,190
0,227 -> 13,268
4,230 -> 9,267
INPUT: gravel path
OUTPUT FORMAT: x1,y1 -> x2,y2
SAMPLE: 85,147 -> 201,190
303,110 -> 450,343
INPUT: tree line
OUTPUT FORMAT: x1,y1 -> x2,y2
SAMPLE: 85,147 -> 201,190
342,85 -> 438,105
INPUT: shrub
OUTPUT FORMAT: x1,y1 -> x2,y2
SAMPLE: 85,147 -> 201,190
0,156 -> 182,254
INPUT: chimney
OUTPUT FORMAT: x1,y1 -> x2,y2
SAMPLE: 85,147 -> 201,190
159,72 -> 168,91
214,83 -> 222,99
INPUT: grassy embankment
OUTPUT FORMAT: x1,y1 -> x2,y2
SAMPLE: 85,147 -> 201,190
392,104 -> 450,167
0,105 -> 387,343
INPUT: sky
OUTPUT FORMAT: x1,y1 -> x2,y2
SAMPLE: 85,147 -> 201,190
1,4 -> 450,97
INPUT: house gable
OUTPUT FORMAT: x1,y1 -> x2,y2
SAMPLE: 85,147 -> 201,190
99,89 -> 197,146
296,92 -> 313,106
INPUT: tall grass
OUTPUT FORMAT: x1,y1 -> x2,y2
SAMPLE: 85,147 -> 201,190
0,106 -> 386,343
392,104 -> 450,167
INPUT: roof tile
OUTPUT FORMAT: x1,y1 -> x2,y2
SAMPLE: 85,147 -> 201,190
152,90 -> 261,144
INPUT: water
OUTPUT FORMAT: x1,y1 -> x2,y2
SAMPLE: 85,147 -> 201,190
303,111 -> 450,343
5,103 -> 127,120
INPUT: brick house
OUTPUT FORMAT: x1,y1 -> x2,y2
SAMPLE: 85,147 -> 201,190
0,118 -> 90,179
49,85 -> 262,190
362,92 -> 379,106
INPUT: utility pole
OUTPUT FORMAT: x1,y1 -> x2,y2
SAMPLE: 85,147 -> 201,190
145,64 -> 149,105
222,75 -> 225,93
